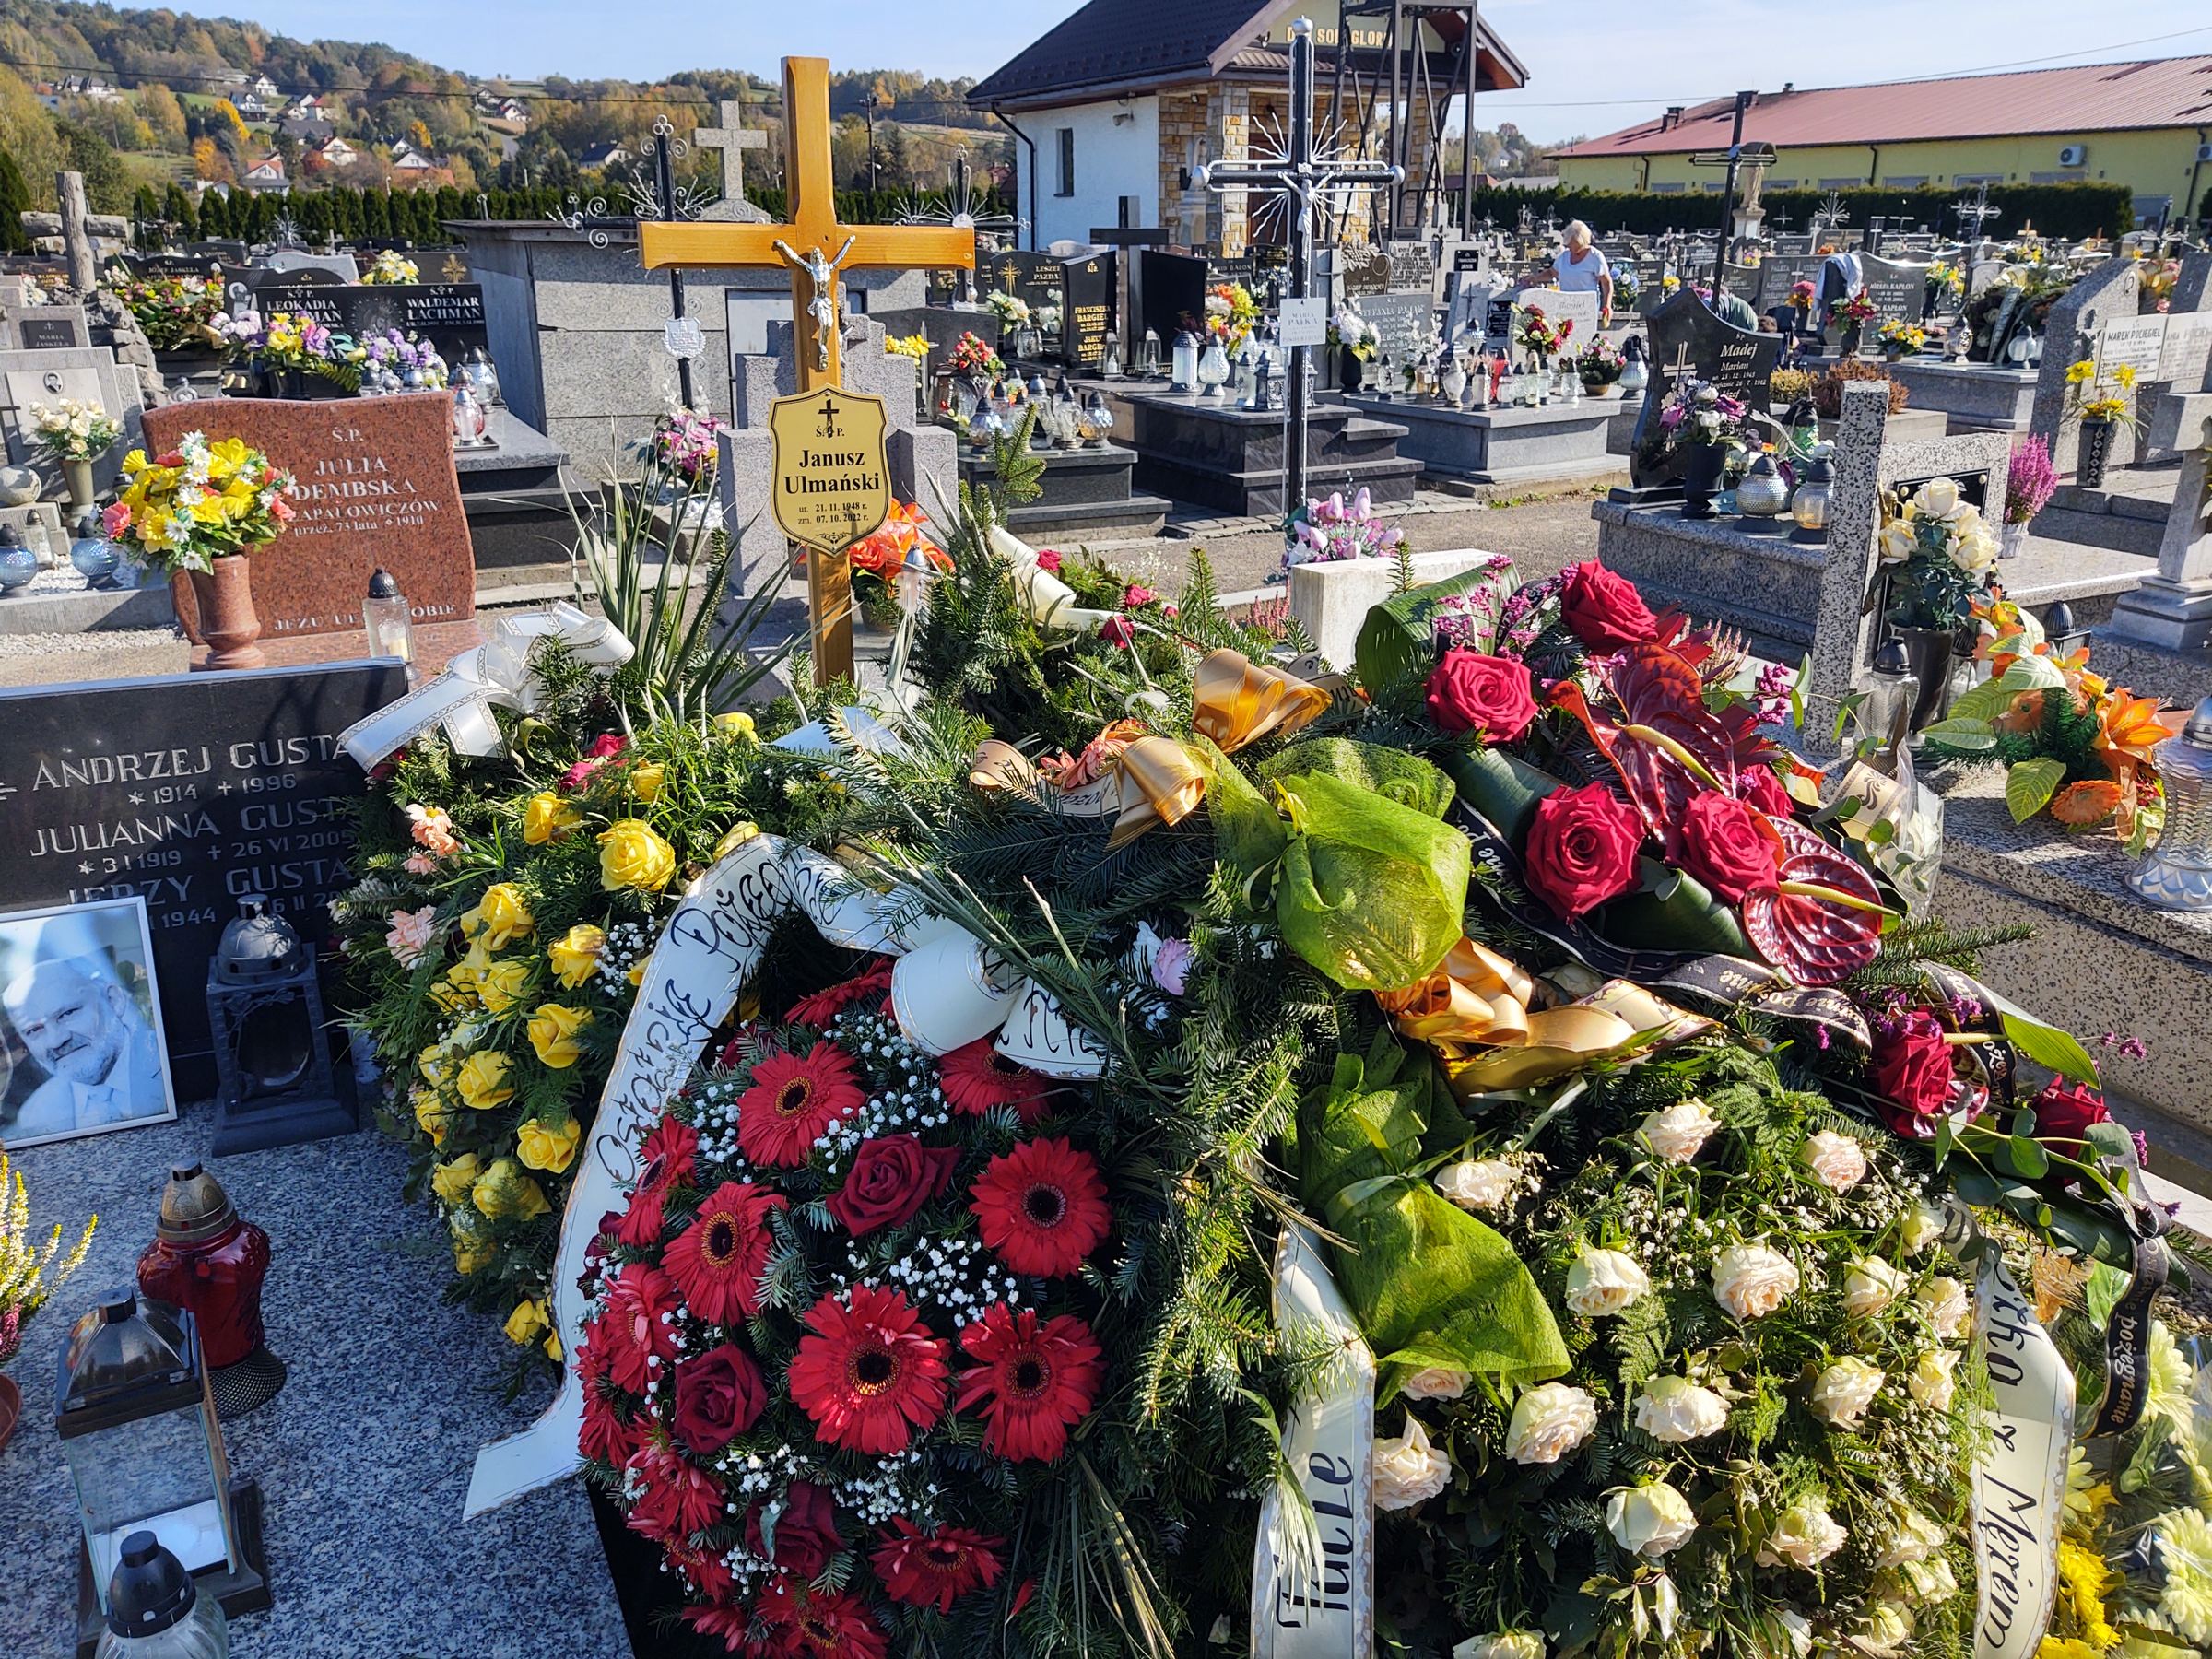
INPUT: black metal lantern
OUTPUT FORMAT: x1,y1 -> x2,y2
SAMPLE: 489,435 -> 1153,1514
56,1290 -> 270,1656
205,895 -> 354,1156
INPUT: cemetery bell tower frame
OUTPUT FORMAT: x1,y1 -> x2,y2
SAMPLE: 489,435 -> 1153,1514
1327,0 -> 1487,241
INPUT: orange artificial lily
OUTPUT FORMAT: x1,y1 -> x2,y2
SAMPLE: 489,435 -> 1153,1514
847,500 -> 953,578
2093,689 -> 2184,837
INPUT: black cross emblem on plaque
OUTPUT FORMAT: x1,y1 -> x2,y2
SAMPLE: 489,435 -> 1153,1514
815,395 -> 841,437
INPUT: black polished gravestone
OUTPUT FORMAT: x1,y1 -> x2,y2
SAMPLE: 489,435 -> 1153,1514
981,249 -> 1068,343
0,660 -> 406,1102
252,281 -> 491,368
1359,291 -> 1439,380
1342,245 -> 1392,300
1139,249 -> 1209,345
1858,253 -> 1935,332
1619,290 -> 1783,498
1058,252 -> 1117,369
1386,241 -> 1437,296
17,313 -> 84,349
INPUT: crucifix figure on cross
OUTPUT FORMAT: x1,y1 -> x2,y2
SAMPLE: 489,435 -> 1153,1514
640,56 -> 974,683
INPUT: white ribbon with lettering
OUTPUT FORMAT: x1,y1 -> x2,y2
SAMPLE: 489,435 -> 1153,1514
1971,1251 -> 2074,1659
987,524 -> 1115,632
465,824 -> 1106,1514
339,602 -> 634,769
1250,1225 -> 1375,1659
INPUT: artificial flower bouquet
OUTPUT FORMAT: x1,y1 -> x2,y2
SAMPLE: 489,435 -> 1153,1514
1331,305 -> 1381,362
1927,260 -> 1965,299
236,309 -> 369,391
845,500 -> 951,624
650,406 -> 728,489
1202,281 -> 1259,356
102,432 -> 299,577
884,333 -> 930,365
982,290 -> 1030,328
356,327 -> 449,393
106,268 -> 230,354
1828,288 -> 1878,329
947,330 -> 1003,379
1513,301 -> 1572,367
0,1150 -> 95,1365
1613,265 -> 1643,304
1577,335 -> 1626,390
1637,376 -> 1752,477
1280,485 -> 1405,575
1877,318 -> 1927,356
363,249 -> 421,285
1875,475 -> 1999,632
2064,359 -> 2139,428
26,397 -> 122,463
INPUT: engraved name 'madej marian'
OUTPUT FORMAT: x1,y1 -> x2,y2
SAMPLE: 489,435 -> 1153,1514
782,451 -> 885,495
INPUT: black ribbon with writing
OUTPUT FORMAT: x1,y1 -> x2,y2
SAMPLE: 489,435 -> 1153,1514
2088,1212 -> 2171,1440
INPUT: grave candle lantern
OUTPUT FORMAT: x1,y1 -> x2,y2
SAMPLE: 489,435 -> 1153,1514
361,569 -> 414,674
1170,329 -> 1200,392
1140,329 -> 1162,378
136,1164 -> 285,1418
204,895 -> 355,1157
1790,452 -> 1835,542
2128,697 -> 2212,912
56,1290 -> 271,1646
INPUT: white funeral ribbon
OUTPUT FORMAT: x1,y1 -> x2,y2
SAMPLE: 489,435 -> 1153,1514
1250,1224 -> 1376,1658
464,825 -> 1106,1517
987,524 -> 1117,632
339,602 -> 635,769
1971,1249 -> 2074,1659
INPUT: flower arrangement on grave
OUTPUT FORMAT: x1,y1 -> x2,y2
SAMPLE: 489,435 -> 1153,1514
2064,359 -> 2139,429
2137,254 -> 2181,312
105,268 -> 230,355
947,330 -> 1002,379
356,327 -> 449,393
1613,264 -> 1642,304
1927,260 -> 1965,299
1811,359 -> 1910,418
982,290 -> 1030,327
363,250 -> 421,286
845,500 -> 951,627
1643,376 -> 1748,462
0,1151 -> 96,1366
1828,287 -> 1877,329
1512,300 -> 1572,369
1875,475 -> 1999,632
1035,301 -> 1062,335
649,406 -> 727,489
1917,594 -> 2182,845
100,431 -> 298,576
883,333 -> 930,364
1787,277 -> 1818,312
1577,335 -> 1625,390
235,309 -> 369,391
1330,304 -> 1381,361
25,397 -> 122,463
1200,280 -> 1259,356
1279,485 -> 1406,576
1877,318 -> 1927,358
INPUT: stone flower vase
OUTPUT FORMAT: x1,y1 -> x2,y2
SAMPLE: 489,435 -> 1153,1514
63,456 -> 95,513
1839,323 -> 1864,358
1681,442 -> 1726,519
179,553 -> 268,672
2076,417 -> 2116,489
1890,624 -> 1958,732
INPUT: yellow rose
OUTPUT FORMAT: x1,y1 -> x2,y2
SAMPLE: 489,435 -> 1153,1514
526,1004 -> 592,1071
428,974 -> 472,1013
547,924 -> 605,990
598,818 -> 677,892
630,761 -> 665,804
544,1330 -> 563,1361
714,711 -> 757,742
456,1050 -> 514,1111
476,958 -> 532,1016
418,1041 -> 459,1088
453,1232 -> 496,1275
412,1088 -> 449,1147
503,1298 -> 550,1346
523,791 -> 582,845
628,961 -> 646,987
517,1112 -> 582,1172
712,820 -> 760,860
472,882 -> 535,947
430,1151 -> 483,1206
471,1156 -> 551,1219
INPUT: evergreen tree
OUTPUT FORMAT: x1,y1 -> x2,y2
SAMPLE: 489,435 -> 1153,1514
132,184 -> 161,249
0,150 -> 30,255
363,188 -> 391,239
161,183 -> 198,243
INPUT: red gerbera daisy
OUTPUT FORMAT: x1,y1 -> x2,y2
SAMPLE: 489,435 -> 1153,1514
738,1043 -> 866,1167
956,1303 -> 1103,1464
871,1518 -> 1007,1614
682,1602 -> 778,1657
615,1113 -> 700,1248
579,1376 -> 640,1466
663,1180 -> 788,1325
786,959 -> 896,1027
939,1038 -> 1053,1123
598,1262 -> 681,1394
622,1442 -> 724,1545
757,1582 -> 888,1659
787,1284 -> 949,1454
970,1138 -> 1112,1277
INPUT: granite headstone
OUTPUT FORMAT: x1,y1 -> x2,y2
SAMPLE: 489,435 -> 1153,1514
1859,253 -> 1933,330
1139,249 -> 1208,346
252,281 -> 491,367
1058,253 -> 1116,369
1628,290 -> 1783,489
0,658 -> 406,1098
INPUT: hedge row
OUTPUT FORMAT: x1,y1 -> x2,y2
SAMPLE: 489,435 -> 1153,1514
1468,181 -> 2142,244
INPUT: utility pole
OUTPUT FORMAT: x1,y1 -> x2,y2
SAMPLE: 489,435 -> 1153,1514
865,93 -> 880,193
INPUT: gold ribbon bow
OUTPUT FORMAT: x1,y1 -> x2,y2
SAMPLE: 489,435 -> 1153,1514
1376,937 -> 1711,1096
970,650 -> 1326,848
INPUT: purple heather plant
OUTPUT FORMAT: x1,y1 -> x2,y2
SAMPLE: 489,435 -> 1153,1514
2006,436 -> 2058,525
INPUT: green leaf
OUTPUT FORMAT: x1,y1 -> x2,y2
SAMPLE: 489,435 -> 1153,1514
2002,653 -> 2067,690
1944,676 -> 2018,725
2000,1008 -> 2101,1085
2084,1260 -> 2130,1331
2005,757 -> 2069,823
1917,716 -> 1999,750
2006,1134 -> 2051,1179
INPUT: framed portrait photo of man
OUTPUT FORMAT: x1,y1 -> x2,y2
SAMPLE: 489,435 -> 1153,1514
0,895 -> 178,1149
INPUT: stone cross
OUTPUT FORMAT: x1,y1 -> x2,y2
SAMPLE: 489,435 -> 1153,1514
2109,347 -> 2212,651
55,171 -> 95,292
693,99 -> 768,224
1803,382 -> 1894,744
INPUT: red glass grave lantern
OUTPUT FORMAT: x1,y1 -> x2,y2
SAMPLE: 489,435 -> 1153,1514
136,1166 -> 285,1418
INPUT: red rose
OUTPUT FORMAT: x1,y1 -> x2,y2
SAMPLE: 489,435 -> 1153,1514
1100,616 -> 1135,648
827,1135 -> 959,1237
746,1481 -> 841,1579
1874,1010 -> 1956,1135
1675,792 -> 1782,904
1123,582 -> 1157,607
1035,548 -> 1063,573
1523,782 -> 1643,921
1740,764 -> 1796,821
1559,559 -> 1659,653
672,1342 -> 768,1456
2033,1078 -> 2111,1151
1425,650 -> 1539,742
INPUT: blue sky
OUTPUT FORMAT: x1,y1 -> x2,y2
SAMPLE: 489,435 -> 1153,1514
229,2 -> 2207,144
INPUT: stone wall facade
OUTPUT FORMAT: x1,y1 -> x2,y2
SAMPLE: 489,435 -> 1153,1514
1156,80 -> 1411,255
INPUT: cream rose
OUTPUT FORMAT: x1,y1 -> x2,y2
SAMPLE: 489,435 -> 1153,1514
1402,1367 -> 1471,1402
1809,1357 -> 1886,1428
1801,1130 -> 1868,1193
1566,1245 -> 1651,1317
1855,1604 -> 1913,1653
1915,1276 -> 1971,1341
1633,1375 -> 1730,1443
1638,1098 -> 1721,1164
1875,1507 -> 1948,1568
1453,1635 -> 1545,1659
1912,477 -> 1962,521
1436,1158 -> 1521,1212
1951,525 -> 1998,574
1505,1382 -> 1598,1465
1842,1257 -> 1908,1319
1900,1199 -> 1947,1254
1372,1414 -> 1453,1511
1606,1481 -> 1697,1557
1908,1348 -> 1960,1412
1878,520 -> 1918,564
1759,1494 -> 1848,1568
1712,1242 -> 1799,1320
1892,1556 -> 1959,1606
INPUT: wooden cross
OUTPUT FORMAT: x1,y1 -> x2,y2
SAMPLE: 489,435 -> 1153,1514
641,58 -> 973,682
693,99 -> 766,220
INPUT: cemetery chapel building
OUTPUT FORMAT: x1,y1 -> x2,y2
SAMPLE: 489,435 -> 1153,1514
1554,55 -> 2212,227
970,0 -> 1528,254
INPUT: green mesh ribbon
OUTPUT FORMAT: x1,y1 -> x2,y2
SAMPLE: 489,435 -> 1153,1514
1297,1041 -> 1567,1392
1258,736 -> 1457,819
